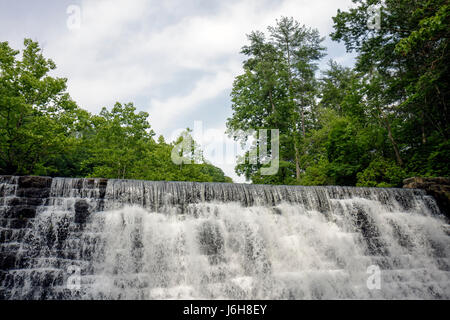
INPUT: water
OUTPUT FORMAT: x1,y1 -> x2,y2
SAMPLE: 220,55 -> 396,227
0,176 -> 449,299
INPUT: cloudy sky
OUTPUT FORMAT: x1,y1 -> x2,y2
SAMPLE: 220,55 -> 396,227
0,0 -> 355,182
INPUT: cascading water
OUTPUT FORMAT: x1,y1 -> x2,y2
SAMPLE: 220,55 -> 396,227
0,175 -> 449,299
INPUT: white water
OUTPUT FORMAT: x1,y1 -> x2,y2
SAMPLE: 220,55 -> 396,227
1,177 -> 449,299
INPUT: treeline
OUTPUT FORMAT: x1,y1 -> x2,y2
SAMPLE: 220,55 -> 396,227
1,0 -> 448,187
227,0 -> 449,187
0,39 -> 232,182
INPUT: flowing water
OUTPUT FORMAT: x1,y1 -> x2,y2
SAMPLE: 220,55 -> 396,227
0,176 -> 449,299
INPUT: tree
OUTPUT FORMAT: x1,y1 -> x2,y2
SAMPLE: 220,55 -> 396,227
331,0 -> 449,174
227,17 -> 325,184
0,39 -> 232,183
83,102 -> 154,179
0,39 -> 79,175
269,17 -> 326,179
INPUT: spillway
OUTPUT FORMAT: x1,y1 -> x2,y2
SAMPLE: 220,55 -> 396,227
0,175 -> 449,299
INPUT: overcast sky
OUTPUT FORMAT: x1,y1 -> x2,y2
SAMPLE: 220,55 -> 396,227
0,0 -> 356,182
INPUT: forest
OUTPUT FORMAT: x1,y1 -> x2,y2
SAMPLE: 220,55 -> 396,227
0,0 -> 448,187
0,39 -> 232,183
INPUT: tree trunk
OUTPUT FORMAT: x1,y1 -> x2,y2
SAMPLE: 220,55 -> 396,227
286,42 -> 303,180
294,139 -> 301,180
300,105 -> 306,137
269,90 -> 275,113
421,125 -> 426,144
381,112 -> 403,166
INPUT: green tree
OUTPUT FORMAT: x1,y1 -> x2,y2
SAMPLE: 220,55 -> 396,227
331,0 -> 449,175
83,102 -> 154,179
227,17 -> 325,184
0,39 -> 79,175
0,39 -> 232,183
269,17 -> 326,179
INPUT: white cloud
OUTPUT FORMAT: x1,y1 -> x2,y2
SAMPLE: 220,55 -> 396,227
149,70 -> 234,133
2,0 -> 355,182
44,0 -> 353,113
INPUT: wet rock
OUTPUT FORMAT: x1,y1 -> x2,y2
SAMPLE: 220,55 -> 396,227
198,221 -> 224,258
403,177 -> 450,187
74,200 -> 90,224
353,205 -> 388,256
6,197 -> 43,207
403,177 -> 450,218
5,205 -> 36,219
15,187 -> 50,198
0,254 -> 16,270
17,176 -> 52,189
7,218 -> 30,229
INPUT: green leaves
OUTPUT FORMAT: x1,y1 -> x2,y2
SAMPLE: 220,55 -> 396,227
396,4 -> 449,55
227,17 -> 325,183
327,0 -> 449,184
0,39 -> 73,175
2,0 -> 448,190
0,40 -> 232,183
356,158 -> 407,187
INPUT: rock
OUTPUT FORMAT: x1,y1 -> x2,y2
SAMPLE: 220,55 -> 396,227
8,218 -> 31,229
15,187 -> 50,199
5,205 -> 36,219
0,254 -> 16,270
403,177 -> 450,218
403,177 -> 450,188
74,200 -> 90,224
197,221 -> 224,257
6,197 -> 42,207
17,176 -> 52,189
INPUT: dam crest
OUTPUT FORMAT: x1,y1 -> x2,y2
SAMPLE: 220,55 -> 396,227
0,176 -> 449,299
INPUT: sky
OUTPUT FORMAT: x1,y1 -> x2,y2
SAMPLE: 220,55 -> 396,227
0,0 -> 356,182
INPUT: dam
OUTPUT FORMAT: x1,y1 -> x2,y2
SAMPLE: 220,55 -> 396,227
0,175 -> 449,299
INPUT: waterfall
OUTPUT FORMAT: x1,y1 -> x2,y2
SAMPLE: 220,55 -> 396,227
0,176 -> 449,299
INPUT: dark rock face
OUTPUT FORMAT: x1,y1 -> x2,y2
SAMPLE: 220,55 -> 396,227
0,176 -> 53,295
403,177 -> 450,219
1,176 -> 52,221
74,200 -> 90,224
353,206 -> 387,256
0,176 -> 107,299
17,176 -> 52,189
198,221 -> 224,261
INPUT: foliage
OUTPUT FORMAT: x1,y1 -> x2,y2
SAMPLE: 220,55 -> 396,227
227,17 -> 325,184
0,39 -> 232,183
228,3 -> 449,185
356,158 -> 407,187
2,1 -> 449,188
